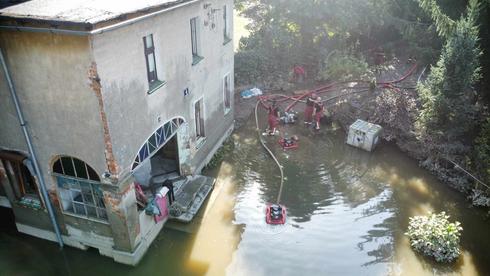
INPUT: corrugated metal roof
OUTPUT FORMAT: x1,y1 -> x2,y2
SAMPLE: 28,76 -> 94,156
0,0 -> 195,30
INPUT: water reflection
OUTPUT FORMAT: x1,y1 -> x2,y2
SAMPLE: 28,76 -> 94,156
1,113 -> 490,275
227,114 -> 490,275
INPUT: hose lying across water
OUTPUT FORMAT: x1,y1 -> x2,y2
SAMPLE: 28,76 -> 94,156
255,100 -> 285,204
255,88 -> 369,204
253,63 -> 418,205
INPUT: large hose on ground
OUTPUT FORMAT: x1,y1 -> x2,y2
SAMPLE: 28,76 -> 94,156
255,100 -> 285,204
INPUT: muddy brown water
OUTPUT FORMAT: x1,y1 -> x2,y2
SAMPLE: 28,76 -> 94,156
1,112 -> 489,276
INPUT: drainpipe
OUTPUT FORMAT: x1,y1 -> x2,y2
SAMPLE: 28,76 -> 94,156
0,49 -> 64,248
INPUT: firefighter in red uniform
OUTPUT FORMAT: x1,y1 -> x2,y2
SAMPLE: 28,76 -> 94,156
304,93 -> 317,125
313,97 -> 324,130
267,101 -> 280,135
292,64 -> 306,83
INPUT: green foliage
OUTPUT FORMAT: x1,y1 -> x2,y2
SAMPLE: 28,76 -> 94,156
418,0 -> 456,38
234,50 -> 266,86
234,0 -> 400,85
372,88 -> 418,142
233,0 -> 468,85
405,212 -> 463,263
468,188 -> 490,207
385,0 -> 442,63
234,18 -> 302,87
416,0 -> 482,156
474,118 -> 490,183
316,52 -> 373,82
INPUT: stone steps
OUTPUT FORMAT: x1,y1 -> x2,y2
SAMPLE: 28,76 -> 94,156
169,175 -> 215,223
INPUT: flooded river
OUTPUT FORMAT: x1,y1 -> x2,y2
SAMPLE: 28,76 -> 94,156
1,113 -> 490,276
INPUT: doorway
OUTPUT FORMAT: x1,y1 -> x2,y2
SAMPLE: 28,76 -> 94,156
150,134 -> 180,181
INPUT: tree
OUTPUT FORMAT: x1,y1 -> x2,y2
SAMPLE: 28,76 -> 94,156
234,0 -> 398,85
234,0 -> 460,85
416,0 -> 482,158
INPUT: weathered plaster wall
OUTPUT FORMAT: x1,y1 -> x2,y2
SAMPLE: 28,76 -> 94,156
0,31 -> 108,185
91,0 -> 234,177
0,0 -> 234,263
0,31 -> 116,252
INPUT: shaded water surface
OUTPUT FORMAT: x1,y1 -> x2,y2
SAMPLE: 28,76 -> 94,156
1,114 -> 490,275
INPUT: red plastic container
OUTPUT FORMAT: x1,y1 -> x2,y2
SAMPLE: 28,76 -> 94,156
265,203 -> 287,225
278,138 -> 299,150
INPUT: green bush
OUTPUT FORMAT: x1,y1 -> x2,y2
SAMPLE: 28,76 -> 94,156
316,53 -> 374,82
416,0 -> 481,156
405,212 -> 463,262
234,50 -> 268,86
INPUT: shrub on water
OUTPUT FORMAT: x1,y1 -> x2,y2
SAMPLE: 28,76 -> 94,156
405,212 -> 463,263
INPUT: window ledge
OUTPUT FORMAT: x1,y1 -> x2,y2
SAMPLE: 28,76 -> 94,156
192,55 -> 204,66
224,107 -> 231,115
147,80 -> 166,94
17,196 -> 42,210
223,37 -> 232,45
62,212 -> 110,225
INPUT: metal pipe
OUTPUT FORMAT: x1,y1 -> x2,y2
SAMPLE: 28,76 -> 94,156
0,49 -> 64,247
0,0 -> 201,36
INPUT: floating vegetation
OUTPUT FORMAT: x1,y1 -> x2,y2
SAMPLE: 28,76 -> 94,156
405,212 -> 463,263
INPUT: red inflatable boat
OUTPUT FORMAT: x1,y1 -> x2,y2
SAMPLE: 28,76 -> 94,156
265,203 -> 287,224
278,138 -> 299,150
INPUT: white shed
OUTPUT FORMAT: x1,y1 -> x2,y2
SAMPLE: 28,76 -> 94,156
346,119 -> 383,152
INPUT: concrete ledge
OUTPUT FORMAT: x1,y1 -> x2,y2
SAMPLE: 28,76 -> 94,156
113,215 -> 166,265
16,223 -> 88,250
15,223 -> 151,265
195,122 -> 234,174
170,176 -> 215,223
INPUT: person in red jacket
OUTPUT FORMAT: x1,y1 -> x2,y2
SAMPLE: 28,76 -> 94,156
304,93 -> 317,125
267,101 -> 280,135
292,64 -> 306,83
313,97 -> 324,130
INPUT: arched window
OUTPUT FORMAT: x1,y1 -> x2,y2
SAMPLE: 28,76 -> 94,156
53,156 -> 100,181
52,156 -> 107,221
132,117 -> 184,170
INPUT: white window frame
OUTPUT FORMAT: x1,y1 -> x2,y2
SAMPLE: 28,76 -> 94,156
131,117 -> 185,171
190,16 -> 203,65
143,34 -> 158,84
143,34 -> 166,93
193,97 -> 206,148
223,72 -> 232,114
223,4 -> 231,42
52,156 -> 108,222
55,175 -> 108,222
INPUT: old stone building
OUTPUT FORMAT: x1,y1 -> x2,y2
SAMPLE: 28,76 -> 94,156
0,0 -> 234,265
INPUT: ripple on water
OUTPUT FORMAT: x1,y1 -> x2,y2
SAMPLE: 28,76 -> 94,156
226,121 -> 490,276
229,182 -> 395,276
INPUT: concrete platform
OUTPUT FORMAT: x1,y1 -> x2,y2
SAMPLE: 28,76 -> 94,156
169,175 -> 215,223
